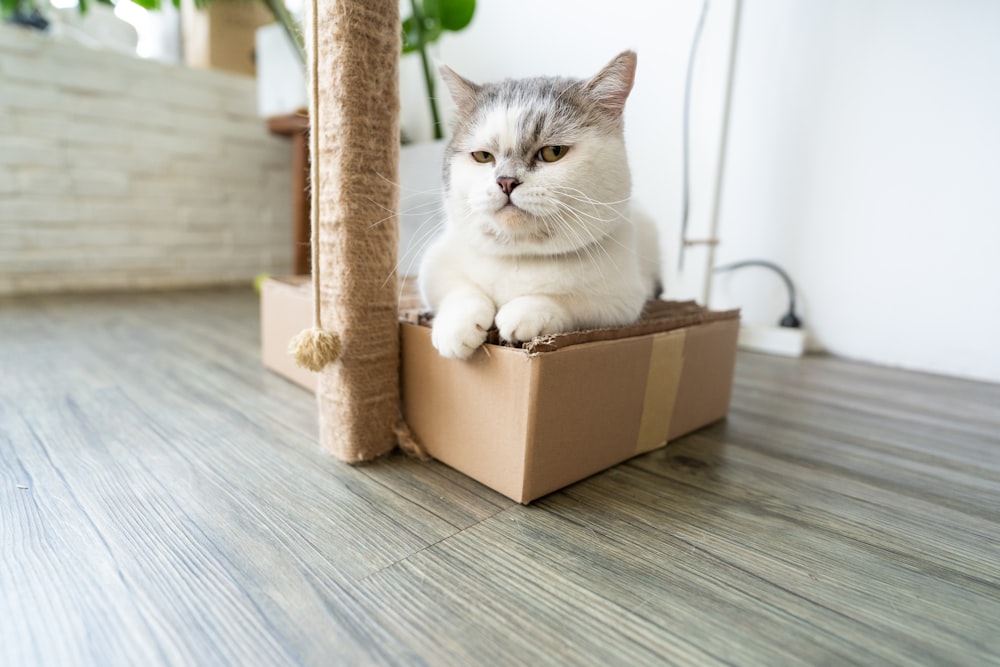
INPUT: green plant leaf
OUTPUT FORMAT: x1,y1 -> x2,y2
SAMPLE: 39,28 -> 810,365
401,0 -> 476,139
401,15 -> 420,54
119,0 -> 183,9
76,0 -> 116,12
422,17 -> 442,44
436,0 -> 474,32
402,12 -> 443,50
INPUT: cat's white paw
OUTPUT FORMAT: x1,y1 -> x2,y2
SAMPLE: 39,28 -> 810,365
431,298 -> 495,360
495,297 -> 570,343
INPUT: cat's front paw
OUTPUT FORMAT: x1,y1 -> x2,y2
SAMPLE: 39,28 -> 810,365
430,298 -> 496,360
495,296 -> 571,343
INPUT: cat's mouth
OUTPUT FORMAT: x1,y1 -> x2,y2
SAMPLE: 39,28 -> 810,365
483,205 -> 553,245
495,202 -> 538,227
497,200 -> 523,213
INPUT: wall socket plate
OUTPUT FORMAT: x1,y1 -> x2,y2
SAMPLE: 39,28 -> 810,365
738,325 -> 808,357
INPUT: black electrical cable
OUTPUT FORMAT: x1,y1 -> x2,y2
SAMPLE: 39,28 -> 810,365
678,1 -> 802,329
713,260 -> 802,328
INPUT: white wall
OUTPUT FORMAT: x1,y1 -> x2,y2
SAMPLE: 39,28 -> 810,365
399,0 -> 1000,384
0,24 -> 293,295
712,0 -> 1000,383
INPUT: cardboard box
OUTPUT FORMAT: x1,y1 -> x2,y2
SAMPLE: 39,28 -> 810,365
260,276 -> 318,391
260,277 -> 740,503
400,303 -> 739,503
181,0 -> 274,76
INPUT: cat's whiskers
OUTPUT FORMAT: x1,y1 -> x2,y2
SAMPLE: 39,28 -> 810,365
550,185 -> 633,208
372,169 -> 447,198
542,212 -> 592,270
549,189 -> 632,226
383,215 -> 445,296
548,197 -> 609,241
364,190 -> 447,230
363,165 -> 446,231
382,219 -> 443,299
368,193 -> 449,294
545,207 -> 609,280
548,200 -> 625,278
312,178 -> 443,292
546,190 -> 648,260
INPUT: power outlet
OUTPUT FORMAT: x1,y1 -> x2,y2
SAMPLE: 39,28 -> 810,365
738,324 -> 808,357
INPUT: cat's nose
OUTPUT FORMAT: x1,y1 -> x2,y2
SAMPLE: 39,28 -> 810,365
496,177 -> 521,196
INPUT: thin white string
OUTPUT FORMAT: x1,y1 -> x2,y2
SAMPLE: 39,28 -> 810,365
308,0 -> 321,327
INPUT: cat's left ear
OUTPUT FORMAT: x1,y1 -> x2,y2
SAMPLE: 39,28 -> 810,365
584,50 -> 637,119
440,65 -> 480,112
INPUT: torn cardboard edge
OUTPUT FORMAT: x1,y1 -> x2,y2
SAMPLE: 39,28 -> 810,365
399,299 -> 740,355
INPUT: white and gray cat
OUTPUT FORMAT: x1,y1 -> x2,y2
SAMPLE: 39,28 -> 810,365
419,51 -> 660,360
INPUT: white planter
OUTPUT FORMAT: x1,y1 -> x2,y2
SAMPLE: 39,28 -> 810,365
255,23 -> 307,117
398,139 -> 447,278
46,3 -> 138,56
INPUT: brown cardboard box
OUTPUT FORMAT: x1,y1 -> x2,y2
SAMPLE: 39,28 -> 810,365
260,276 -> 740,503
400,303 -> 739,503
181,0 -> 274,76
260,276 -> 318,391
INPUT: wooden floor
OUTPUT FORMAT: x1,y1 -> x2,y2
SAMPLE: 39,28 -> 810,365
2,288 -> 998,666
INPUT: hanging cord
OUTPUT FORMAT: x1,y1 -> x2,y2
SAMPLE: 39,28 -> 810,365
288,0 -> 342,372
680,1 -> 800,322
678,0 -> 710,271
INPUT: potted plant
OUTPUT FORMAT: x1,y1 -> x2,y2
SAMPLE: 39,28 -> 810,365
401,0 -> 475,140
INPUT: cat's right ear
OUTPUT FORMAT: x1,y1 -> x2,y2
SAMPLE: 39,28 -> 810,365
584,50 -> 637,119
440,66 -> 480,112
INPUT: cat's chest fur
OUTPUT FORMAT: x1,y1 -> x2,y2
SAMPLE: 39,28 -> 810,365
428,221 -> 642,306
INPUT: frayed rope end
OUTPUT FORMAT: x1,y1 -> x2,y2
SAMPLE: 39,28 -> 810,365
394,419 -> 430,461
289,327 -> 341,372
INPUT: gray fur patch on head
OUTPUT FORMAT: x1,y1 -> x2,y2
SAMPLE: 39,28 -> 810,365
440,52 -> 637,190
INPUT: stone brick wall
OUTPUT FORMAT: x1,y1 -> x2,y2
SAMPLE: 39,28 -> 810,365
0,24 -> 294,295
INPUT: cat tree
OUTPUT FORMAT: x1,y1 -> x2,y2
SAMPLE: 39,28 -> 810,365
293,0 -> 405,462
292,0 -> 739,479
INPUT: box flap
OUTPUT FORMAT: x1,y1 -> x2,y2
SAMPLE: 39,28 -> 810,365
401,299 -> 739,355
523,301 -> 739,353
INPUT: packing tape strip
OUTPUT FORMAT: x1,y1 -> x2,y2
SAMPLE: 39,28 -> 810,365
635,330 -> 687,454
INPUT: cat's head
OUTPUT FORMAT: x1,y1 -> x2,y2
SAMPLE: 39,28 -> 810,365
440,51 -> 637,257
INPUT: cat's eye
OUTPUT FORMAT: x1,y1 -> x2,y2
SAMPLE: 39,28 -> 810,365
538,145 -> 569,163
471,150 -> 494,163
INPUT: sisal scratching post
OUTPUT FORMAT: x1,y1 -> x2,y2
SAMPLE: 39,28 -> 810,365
309,0 -> 401,462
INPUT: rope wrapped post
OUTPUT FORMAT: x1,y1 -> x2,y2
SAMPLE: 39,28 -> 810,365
309,0 -> 402,462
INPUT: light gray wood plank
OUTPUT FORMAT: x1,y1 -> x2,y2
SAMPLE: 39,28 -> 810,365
1,288 -> 998,666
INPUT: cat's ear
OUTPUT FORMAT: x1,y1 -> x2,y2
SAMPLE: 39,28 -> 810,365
440,65 -> 480,112
584,50 -> 637,119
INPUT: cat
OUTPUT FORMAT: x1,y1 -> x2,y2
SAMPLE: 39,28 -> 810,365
418,50 -> 660,360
